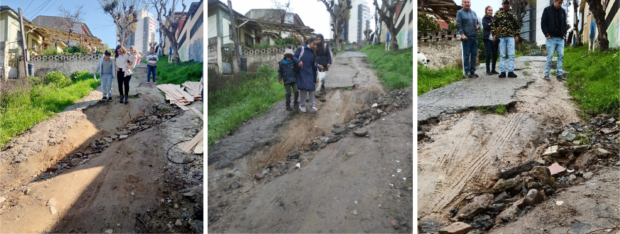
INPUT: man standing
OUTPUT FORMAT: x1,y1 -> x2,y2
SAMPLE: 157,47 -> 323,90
589,22 -> 596,51
541,0 -> 567,81
492,0 -> 520,78
457,0 -> 480,78
94,50 -> 116,101
146,48 -> 159,83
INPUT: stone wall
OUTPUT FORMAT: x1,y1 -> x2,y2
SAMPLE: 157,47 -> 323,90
242,45 -> 299,72
418,39 -> 463,69
19,54 -> 103,78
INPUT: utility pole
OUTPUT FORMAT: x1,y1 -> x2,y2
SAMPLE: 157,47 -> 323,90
18,8 -> 29,77
227,0 -> 240,73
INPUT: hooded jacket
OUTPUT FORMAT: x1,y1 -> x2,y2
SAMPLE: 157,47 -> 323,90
278,54 -> 301,85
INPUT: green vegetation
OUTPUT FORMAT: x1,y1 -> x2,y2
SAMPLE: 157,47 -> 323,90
156,55 -> 202,84
418,13 -> 440,33
417,64 -> 462,95
360,44 -> 413,89
0,71 -> 100,147
563,46 -> 620,117
495,105 -> 506,115
208,65 -> 285,146
42,44 -> 99,56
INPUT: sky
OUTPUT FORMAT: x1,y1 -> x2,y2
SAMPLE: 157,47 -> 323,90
466,0 -> 574,32
228,0 -> 377,40
4,0 -> 200,47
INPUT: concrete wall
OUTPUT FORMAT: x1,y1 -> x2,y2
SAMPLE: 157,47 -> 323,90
242,45 -> 294,71
394,0 -> 413,49
178,0 -> 204,62
418,39 -> 462,69
581,0 -> 619,49
208,37 -> 222,73
18,54 -> 102,78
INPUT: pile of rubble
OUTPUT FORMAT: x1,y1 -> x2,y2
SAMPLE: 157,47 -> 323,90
431,115 -> 619,234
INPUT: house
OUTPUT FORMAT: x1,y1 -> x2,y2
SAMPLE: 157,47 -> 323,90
244,9 -> 314,45
379,0 -> 413,49
163,11 -> 188,56
580,0 -> 619,49
177,0 -> 204,62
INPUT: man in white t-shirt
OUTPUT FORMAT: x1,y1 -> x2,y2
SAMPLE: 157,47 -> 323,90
146,48 -> 159,83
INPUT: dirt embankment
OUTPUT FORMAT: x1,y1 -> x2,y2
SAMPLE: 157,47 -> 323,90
0,66 -> 204,233
417,61 -> 620,233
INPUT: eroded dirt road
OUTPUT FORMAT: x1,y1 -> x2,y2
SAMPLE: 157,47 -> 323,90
0,65 -> 204,233
417,57 -> 619,233
208,52 -> 414,233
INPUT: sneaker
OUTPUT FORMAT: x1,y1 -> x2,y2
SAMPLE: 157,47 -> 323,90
486,71 -> 492,75
499,72 -> 506,78
286,106 -> 293,111
311,107 -> 318,112
299,106 -> 306,112
102,96 -> 107,100
147,81 -> 150,84
491,71 -> 500,75
557,75 -> 565,81
508,72 -> 518,78
469,73 -> 479,78
119,96 -> 124,103
544,76 -> 551,81
108,97 -> 113,101
124,97 -> 129,104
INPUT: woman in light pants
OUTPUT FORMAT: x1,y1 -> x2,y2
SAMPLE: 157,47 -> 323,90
94,50 -> 116,101
293,37 -> 319,112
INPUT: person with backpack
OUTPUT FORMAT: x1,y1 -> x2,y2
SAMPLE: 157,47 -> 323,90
294,37 -> 319,113
315,34 -> 333,90
278,48 -> 301,111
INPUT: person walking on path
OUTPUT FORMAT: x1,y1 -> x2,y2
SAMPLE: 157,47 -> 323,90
482,6 -> 499,75
115,45 -> 133,104
457,0 -> 480,78
492,0 -> 520,78
541,0 -> 568,81
94,50 -> 116,101
294,37 -> 319,113
146,48 -> 159,83
315,34 -> 333,90
278,48 -> 301,111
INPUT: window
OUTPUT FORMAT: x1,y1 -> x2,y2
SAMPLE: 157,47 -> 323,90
190,13 -> 203,39
244,33 -> 253,47
179,33 -> 187,47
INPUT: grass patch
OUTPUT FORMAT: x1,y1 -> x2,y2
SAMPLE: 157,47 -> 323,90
208,65 -> 285,146
417,64 -> 463,96
0,71 -> 100,147
156,55 -> 202,84
563,46 -> 620,117
360,44 -> 412,90
525,61 -> 530,67
523,71 -> 530,77
495,105 -> 507,115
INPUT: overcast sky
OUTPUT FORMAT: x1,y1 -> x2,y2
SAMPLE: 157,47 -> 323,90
228,0 -> 377,39
4,0 -> 196,47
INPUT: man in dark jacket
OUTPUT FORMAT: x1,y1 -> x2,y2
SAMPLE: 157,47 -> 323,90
278,48 -> 301,111
541,0 -> 567,81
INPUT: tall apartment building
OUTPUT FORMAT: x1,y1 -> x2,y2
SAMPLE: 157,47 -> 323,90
122,9 -> 157,54
330,0 -> 371,43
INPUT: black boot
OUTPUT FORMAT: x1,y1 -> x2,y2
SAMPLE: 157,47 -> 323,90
293,91 -> 299,107
119,95 -> 124,103
285,93 -> 293,111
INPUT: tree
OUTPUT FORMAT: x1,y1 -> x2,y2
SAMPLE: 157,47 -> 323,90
585,0 -> 610,51
149,0 -> 187,64
374,0 -> 400,51
418,13 -> 440,33
572,0 -> 582,46
270,0 -> 293,38
99,0 -> 142,47
318,0 -> 352,51
57,5 -> 85,46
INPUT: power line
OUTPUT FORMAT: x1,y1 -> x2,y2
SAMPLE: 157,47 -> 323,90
27,0 -> 52,18
24,0 -> 35,12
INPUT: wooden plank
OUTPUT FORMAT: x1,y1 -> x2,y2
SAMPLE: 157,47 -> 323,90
190,107 -> 203,120
193,139 -> 203,154
181,129 -> 203,152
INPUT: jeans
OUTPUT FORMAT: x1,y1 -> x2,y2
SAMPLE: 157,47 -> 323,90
299,89 -> 315,108
100,74 -> 113,98
284,83 -> 299,107
499,37 -> 515,72
117,70 -> 131,97
147,65 -> 157,82
545,37 -> 565,77
461,37 -> 478,74
483,39 -> 498,72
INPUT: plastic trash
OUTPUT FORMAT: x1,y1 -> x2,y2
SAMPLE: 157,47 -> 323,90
397,169 -> 402,173
371,103 -> 378,107
556,201 -> 564,206
295,163 -> 301,169
377,109 -> 383,113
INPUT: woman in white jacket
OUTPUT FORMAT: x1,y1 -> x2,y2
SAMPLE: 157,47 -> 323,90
114,45 -> 133,104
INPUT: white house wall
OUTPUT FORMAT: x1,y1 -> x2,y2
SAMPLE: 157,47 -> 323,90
178,1 -> 204,62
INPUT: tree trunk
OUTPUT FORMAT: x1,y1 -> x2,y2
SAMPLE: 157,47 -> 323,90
388,27 -> 399,51
573,0 -> 580,46
585,0 -> 610,51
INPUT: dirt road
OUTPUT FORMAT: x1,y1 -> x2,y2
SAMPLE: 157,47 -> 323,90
417,57 -> 619,232
0,64 -> 204,233
208,52 -> 414,232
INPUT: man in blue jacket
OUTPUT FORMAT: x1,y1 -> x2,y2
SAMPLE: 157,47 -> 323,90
457,0 -> 480,78
541,0 -> 567,81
